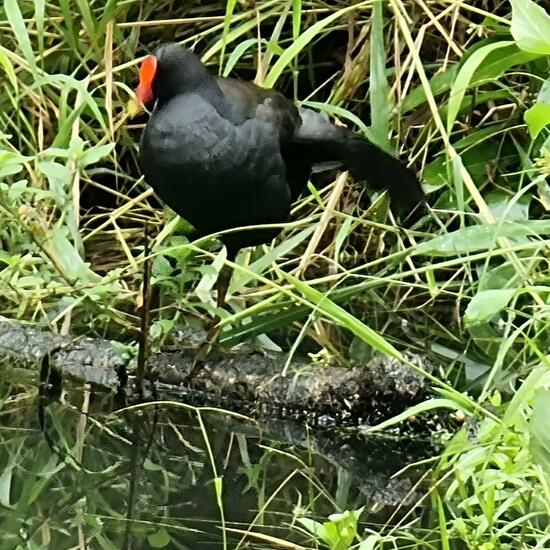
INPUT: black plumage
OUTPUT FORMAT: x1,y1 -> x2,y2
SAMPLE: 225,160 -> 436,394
135,42 -> 425,353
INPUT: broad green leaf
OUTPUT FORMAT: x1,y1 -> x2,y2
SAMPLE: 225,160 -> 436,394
473,43 -> 539,86
34,0 -> 45,56
485,191 -> 530,222
503,364 -> 550,426
292,0 -> 302,39
196,250 -> 226,303
0,50 -> 18,92
530,389 -> 550,474
19,452 -> 60,507
464,288 -> 516,326
447,41 -> 514,132
534,75 -> 550,104
0,458 -> 14,508
525,77 -> 550,138
511,0 -> 550,55
16,276 -> 44,288
152,255 -> 173,280
401,66 -> 457,114
0,151 -> 26,179
222,38 -> 257,78
4,0 -> 37,74
37,161 -> 72,205
79,143 -> 115,167
147,529 -> 171,549
413,220 -> 550,257
6,180 -> 29,203
46,227 -> 90,282
51,104 -> 87,148
369,0 -> 390,151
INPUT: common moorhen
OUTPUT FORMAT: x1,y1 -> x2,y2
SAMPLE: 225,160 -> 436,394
134,42 -> 425,356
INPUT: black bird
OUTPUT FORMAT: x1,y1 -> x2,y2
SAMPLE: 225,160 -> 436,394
134,42 -> 424,349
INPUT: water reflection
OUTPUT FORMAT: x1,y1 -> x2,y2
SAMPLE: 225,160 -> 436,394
0,385 -> 429,549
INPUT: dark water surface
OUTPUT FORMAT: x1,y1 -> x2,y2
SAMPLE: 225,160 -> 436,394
0,381 -> 430,549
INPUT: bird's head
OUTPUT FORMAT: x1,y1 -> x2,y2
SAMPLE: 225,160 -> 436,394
133,42 -> 209,110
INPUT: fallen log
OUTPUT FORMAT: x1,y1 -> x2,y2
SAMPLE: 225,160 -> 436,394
0,318 -> 431,424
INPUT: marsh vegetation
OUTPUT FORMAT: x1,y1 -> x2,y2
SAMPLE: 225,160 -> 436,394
1,0 -> 550,547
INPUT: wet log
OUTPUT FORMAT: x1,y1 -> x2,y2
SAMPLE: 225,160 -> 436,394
0,318 -> 431,424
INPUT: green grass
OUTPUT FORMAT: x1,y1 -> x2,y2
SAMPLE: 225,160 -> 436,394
1,0 -> 550,547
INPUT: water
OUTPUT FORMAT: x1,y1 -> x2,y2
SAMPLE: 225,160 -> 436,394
0,383 -> 430,549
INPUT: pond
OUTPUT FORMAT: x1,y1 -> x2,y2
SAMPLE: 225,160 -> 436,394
0,381 -> 432,549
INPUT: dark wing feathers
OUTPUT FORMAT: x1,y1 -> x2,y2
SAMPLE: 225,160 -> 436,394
217,79 -> 299,141
141,89 -> 292,252
218,79 -> 424,220
291,108 -> 425,218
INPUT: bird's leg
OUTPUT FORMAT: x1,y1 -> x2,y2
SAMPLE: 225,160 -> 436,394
203,260 -> 234,343
190,249 -> 237,375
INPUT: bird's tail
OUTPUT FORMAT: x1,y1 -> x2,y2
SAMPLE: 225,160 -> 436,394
293,108 -> 425,223
341,134 -> 425,222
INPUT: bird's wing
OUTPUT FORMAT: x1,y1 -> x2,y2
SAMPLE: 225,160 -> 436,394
217,78 -> 300,141
217,78 -> 314,201
217,80 -> 424,220
140,92 -> 292,249
287,108 -> 425,220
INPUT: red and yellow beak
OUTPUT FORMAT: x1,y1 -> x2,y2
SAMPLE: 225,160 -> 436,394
127,54 -> 158,118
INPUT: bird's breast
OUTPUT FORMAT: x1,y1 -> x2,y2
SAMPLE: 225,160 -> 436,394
138,93 -> 291,242
141,94 -> 281,182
